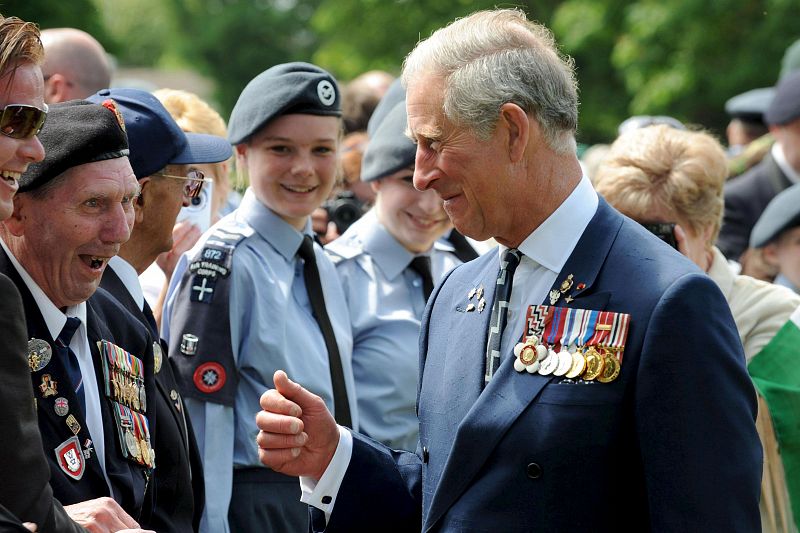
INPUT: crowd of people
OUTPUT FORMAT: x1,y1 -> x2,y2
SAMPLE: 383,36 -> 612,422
0,7 -> 799,533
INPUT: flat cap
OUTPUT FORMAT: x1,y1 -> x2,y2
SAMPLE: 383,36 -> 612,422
228,62 -> 341,145
725,87 -> 774,123
87,88 -> 232,179
765,71 -> 800,126
750,183 -> 800,247
19,99 -> 128,192
618,115 -> 686,136
367,78 -> 406,137
361,100 -> 415,182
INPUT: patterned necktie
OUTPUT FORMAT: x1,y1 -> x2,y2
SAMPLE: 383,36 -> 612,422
408,256 -> 434,301
297,235 -> 352,428
484,248 -> 522,383
57,316 -> 85,413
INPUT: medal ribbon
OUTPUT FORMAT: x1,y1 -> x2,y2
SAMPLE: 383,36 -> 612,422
586,311 -> 613,346
544,306 -> 568,350
523,305 -> 552,342
606,312 -> 631,362
560,308 -> 584,350
577,309 -> 599,348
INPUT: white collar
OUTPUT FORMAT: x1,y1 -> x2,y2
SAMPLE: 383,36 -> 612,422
0,236 -> 86,339
108,255 -> 144,310
772,143 -> 800,184
499,175 -> 599,272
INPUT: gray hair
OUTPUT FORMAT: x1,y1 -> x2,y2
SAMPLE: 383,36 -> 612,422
402,9 -> 578,155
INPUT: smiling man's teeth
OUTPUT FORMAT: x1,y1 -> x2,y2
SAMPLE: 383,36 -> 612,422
90,256 -> 106,269
0,170 -> 20,182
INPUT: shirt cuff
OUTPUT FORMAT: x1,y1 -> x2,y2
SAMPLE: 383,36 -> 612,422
300,425 -> 353,522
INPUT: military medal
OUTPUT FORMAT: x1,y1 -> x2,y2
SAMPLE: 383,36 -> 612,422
125,429 -> 140,461
539,306 -> 568,376
153,342 -> 163,374
554,349 -> 573,376
28,338 -> 52,372
565,350 -> 586,379
39,374 -> 58,397
598,351 -> 620,383
582,346 -> 605,380
513,334 -> 541,373
54,397 -> 69,417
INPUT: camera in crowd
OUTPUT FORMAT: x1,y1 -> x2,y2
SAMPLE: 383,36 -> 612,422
323,191 -> 366,234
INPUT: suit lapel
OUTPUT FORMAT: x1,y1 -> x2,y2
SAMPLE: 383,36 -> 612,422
425,200 -> 624,529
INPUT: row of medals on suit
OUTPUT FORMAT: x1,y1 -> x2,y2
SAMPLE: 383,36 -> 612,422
513,334 -> 621,382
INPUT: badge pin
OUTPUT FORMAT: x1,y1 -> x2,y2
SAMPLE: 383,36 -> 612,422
564,295 -> 574,304
467,287 -> 476,300
181,334 -> 199,356
477,298 -> 486,313
54,397 -> 69,417
476,285 -> 484,300
82,439 -> 94,460
466,303 -> 475,312
39,374 -> 58,397
169,390 -> 179,401
66,414 -> 81,435
28,338 -> 52,372
55,436 -> 85,480
548,289 -> 561,305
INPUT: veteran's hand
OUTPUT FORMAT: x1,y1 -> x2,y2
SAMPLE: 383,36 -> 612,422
64,497 -> 151,533
255,370 -> 340,480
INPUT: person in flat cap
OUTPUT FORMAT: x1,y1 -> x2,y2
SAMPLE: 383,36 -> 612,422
0,98 -> 160,532
751,183 -> 800,295
720,70 -> 800,262
84,87 -> 231,533
161,61 -> 358,533
725,87 -> 773,158
325,100 -> 460,453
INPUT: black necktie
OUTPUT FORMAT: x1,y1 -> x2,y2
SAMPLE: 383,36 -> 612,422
298,235 -> 352,428
409,256 -> 434,302
57,316 -> 85,413
484,249 -> 522,383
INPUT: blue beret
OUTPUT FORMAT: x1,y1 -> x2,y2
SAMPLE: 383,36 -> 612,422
20,99 -> 129,192
361,100 -> 415,182
725,87 -> 774,123
228,62 -> 341,145
765,71 -> 800,126
367,78 -> 406,137
87,88 -> 232,180
750,183 -> 800,247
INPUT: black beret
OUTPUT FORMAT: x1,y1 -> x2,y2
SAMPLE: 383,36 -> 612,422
750,183 -> 800,247
765,71 -> 800,126
367,78 -> 406,137
361,100 -> 415,182
20,99 -> 129,192
725,87 -> 774,123
228,62 -> 341,145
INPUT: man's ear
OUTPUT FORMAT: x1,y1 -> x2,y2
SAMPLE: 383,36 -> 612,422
235,144 -> 248,165
3,194 -> 29,236
44,73 -> 70,103
762,242 -> 781,267
134,177 -> 151,224
498,103 -> 530,163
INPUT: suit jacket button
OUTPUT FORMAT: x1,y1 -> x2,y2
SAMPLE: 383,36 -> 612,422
422,446 -> 429,463
526,462 -> 542,479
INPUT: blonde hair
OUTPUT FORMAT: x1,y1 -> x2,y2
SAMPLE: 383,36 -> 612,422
594,125 -> 728,245
0,15 -> 43,86
153,88 -> 232,216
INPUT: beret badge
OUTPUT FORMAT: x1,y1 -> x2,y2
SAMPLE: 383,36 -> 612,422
101,99 -> 127,133
317,80 -> 336,106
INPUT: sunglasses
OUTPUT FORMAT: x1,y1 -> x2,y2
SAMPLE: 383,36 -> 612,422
154,169 -> 206,199
0,103 -> 48,139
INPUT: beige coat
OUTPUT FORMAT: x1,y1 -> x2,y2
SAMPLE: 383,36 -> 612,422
708,246 -> 800,533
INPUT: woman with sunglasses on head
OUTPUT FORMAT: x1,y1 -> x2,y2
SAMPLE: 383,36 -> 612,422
0,14 -> 86,533
162,63 -> 357,533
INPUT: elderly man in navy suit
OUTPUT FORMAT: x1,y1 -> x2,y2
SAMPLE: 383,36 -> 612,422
254,9 -> 762,532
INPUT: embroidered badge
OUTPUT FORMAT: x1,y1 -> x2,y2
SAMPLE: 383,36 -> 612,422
190,275 -> 216,303
193,362 -> 226,393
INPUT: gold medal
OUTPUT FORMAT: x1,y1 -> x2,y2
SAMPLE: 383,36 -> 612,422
582,347 -> 605,380
597,353 -> 621,383
139,438 -> 150,467
565,350 -> 586,379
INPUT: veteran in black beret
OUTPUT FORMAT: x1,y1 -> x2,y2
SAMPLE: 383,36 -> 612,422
0,99 -> 160,530
750,183 -> 800,294
720,70 -> 800,261
162,61 -> 358,533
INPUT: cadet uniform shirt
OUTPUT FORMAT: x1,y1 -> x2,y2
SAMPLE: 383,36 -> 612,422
326,209 -> 460,451
163,188 -> 357,533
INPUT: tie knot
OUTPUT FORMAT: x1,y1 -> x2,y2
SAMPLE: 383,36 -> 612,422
297,235 -> 316,262
501,248 -> 522,272
58,316 -> 82,347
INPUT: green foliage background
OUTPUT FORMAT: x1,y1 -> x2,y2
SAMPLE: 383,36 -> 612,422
3,0 -> 799,144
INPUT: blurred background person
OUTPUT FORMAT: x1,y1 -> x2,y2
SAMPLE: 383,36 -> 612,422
40,28 -> 111,103
163,62 -> 357,533
326,99 -> 460,452
594,124 -> 800,533
341,69 -> 394,135
751,183 -> 800,295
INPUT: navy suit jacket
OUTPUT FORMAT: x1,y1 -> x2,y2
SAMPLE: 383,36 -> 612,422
323,199 -> 762,532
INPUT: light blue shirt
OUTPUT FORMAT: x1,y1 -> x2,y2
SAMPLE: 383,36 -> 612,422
163,188 -> 357,533
326,209 -> 461,451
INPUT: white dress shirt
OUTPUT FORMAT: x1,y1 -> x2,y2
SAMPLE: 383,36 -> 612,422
300,176 -> 599,521
0,237 -> 114,496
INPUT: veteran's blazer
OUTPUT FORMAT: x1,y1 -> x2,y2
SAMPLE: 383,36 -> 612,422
319,199 -> 763,533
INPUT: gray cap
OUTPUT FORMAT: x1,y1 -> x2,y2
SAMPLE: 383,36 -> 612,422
618,115 -> 686,136
780,38 -> 800,81
765,71 -> 800,126
725,87 -> 774,123
361,100 -> 416,182
750,183 -> 800,247
367,78 -> 406,137
228,62 -> 341,145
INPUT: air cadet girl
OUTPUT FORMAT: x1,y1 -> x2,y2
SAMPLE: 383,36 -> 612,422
326,100 -> 460,451
163,63 -> 357,533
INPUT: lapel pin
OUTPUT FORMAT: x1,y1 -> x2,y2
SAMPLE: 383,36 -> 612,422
54,397 -> 69,417
466,303 -> 476,312
28,339 -> 52,372
39,374 -> 58,397
477,298 -> 486,312
468,287 -> 476,300
564,295 -> 574,304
